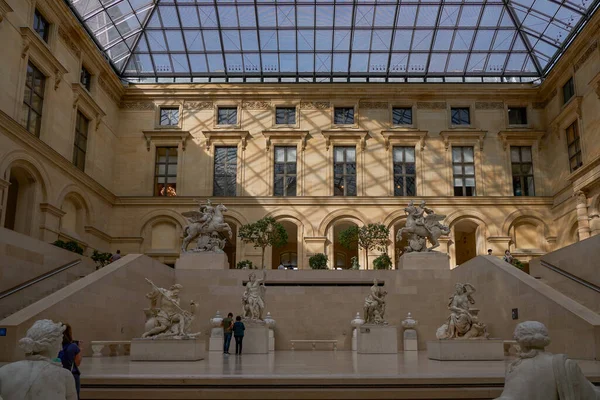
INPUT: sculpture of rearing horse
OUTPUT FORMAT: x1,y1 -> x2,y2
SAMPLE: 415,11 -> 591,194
181,203 -> 232,252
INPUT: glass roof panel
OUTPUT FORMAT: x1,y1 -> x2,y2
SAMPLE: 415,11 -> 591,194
65,0 -> 599,81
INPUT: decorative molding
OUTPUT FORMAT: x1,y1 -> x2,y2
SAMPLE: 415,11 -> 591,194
39,203 -> 66,218
142,130 -> 191,151
111,236 -> 144,244
58,26 -> 81,58
475,102 -> 504,110
439,130 -> 486,150
20,27 -> 68,91
568,153 -> 600,191
0,177 -> 9,190
120,101 -> 155,110
203,130 -> 250,151
183,101 -> 212,110
98,74 -> 122,104
84,225 -> 112,242
0,0 -> 14,23
417,101 -> 446,110
242,100 -> 271,110
589,71 -> 600,100
300,101 -> 330,110
573,41 -> 598,72
549,96 -> 582,138
497,130 -> 545,151
321,129 -> 370,151
574,190 -> 588,206
72,83 -> 106,130
262,130 -> 310,152
359,101 -> 388,109
381,130 -> 428,151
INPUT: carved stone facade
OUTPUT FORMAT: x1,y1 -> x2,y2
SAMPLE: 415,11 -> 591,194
573,41 -> 598,72
359,101 -> 388,109
183,101 -> 212,110
242,101 -> 271,110
417,101 -> 446,110
58,27 -> 81,58
300,101 -> 330,110
120,101 -> 155,110
475,102 -> 503,110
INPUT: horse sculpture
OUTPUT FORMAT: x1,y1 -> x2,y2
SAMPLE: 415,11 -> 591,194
181,203 -> 233,252
396,203 -> 450,252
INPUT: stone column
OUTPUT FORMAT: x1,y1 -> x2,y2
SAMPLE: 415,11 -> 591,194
0,177 -> 10,227
38,203 -> 65,242
589,213 -> 600,237
575,191 -> 591,240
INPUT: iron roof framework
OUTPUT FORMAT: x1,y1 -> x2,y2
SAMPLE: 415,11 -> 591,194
65,0 -> 599,83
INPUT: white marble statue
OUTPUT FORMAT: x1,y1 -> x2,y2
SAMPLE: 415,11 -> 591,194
436,283 -> 489,340
0,319 -> 77,400
363,278 -> 387,324
396,200 -> 450,252
181,199 -> 233,252
496,321 -> 600,400
242,270 -> 266,321
142,279 -> 199,339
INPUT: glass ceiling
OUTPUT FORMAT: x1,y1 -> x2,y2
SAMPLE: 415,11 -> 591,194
66,0 -> 599,83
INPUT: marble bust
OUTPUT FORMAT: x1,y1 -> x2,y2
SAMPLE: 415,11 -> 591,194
496,321 -> 600,399
0,319 -> 77,400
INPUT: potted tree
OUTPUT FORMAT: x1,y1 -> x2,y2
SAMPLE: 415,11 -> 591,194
238,217 -> 288,269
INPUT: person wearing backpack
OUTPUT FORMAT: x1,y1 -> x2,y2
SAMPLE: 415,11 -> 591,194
58,324 -> 82,399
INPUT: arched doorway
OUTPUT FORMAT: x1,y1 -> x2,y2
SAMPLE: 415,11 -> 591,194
3,167 -> 38,235
223,222 -> 238,269
454,220 -> 479,266
333,221 -> 358,269
393,221 -> 408,269
271,220 -> 298,269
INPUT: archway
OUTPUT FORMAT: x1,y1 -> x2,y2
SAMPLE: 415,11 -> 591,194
223,221 -> 238,269
271,220 -> 298,269
60,193 -> 88,240
333,221 -> 358,269
454,219 -> 478,266
393,221 -> 408,269
3,167 -> 38,235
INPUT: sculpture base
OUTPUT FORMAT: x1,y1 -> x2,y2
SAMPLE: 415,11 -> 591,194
357,325 -> 398,354
130,338 -> 206,361
176,252 -> 229,270
398,252 -> 450,270
243,326 -> 269,354
427,339 -> 504,361
209,327 -> 223,352
268,329 -> 275,352
403,329 -> 418,351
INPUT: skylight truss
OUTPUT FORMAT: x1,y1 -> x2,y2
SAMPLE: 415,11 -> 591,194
65,0 -> 599,83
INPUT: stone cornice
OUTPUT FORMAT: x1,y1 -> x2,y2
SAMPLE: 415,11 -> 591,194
0,109 -> 116,204
568,154 -> 600,192
381,130 -> 428,151
321,129 -> 370,150
261,130 -> 310,151
0,0 -> 13,23
111,236 -> 144,244
39,203 -> 66,217
142,130 -> 191,151
72,83 -> 106,129
84,225 -> 112,242
589,71 -> 600,100
497,130 -> 545,151
203,130 -> 250,151
20,27 -> 68,91
439,130 -> 486,150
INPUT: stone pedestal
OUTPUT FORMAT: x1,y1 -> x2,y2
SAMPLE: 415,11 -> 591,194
352,328 -> 357,351
130,338 -> 206,361
403,329 -> 418,351
175,252 -> 229,270
243,325 -> 269,354
427,339 -> 504,361
268,329 -> 275,352
209,327 -> 224,352
398,252 -> 450,270
357,325 -> 398,354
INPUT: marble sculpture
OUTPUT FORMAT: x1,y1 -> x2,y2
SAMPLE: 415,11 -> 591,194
396,200 -> 450,252
0,319 -> 77,400
242,270 -> 267,321
496,321 -> 600,399
436,283 -> 489,340
181,199 -> 233,252
364,278 -> 388,324
142,279 -> 199,339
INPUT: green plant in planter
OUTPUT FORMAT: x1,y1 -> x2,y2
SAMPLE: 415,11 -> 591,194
91,250 -> 112,270
236,260 -> 255,269
512,259 -> 525,270
309,253 -> 328,269
52,240 -> 84,255
238,217 -> 288,269
373,253 -> 392,270
339,223 -> 390,269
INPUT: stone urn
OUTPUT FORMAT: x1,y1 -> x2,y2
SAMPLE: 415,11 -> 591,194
264,312 -> 276,329
350,312 -> 365,328
210,311 -> 223,327
401,312 -> 418,329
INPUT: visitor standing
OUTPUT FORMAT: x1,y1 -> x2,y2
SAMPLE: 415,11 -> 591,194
487,249 -> 493,255
58,324 -> 82,400
503,250 -> 514,264
233,316 -> 245,355
221,312 -> 234,354
278,262 -> 285,270
109,250 -> 121,263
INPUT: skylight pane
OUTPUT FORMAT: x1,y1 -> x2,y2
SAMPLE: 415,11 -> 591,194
207,54 -> 225,73
452,30 -> 475,51
159,6 -> 179,28
492,30 -> 515,51
408,53 -> 428,72
225,53 -> 242,73
374,6 -> 396,27
389,53 -> 408,73
203,31 -> 222,52
199,6 -> 217,28
171,54 -> 190,73
447,53 -> 468,72
189,54 -> 207,73
467,53 -> 488,73
260,30 -> 278,51
429,53 -> 448,72
335,6 -> 353,27
297,6 -> 315,27
369,53 -> 388,72
316,30 -> 333,51
350,53 -> 369,72
165,31 -> 185,52
277,5 -> 295,27
147,31 -> 167,51
355,6 -> 374,27
316,53 -> 332,73
184,31 -> 204,52
334,30 -> 351,51
505,53 -> 526,72
332,53 -> 348,72
125,53 -> 154,74
411,30 -> 433,51
459,6 -> 483,27
153,54 -> 172,73
262,53 -> 279,72
480,6 -> 502,27
417,6 -> 440,27
218,6 -> 238,28
238,6 -> 256,27
433,31 -> 453,50
316,6 -> 334,26
473,30 -> 494,51
298,30 -> 315,51
397,6 -> 417,27
179,6 -> 199,28
222,31 -> 241,51
393,30 -> 413,51
353,30 -> 372,51
244,53 -> 260,73
439,6 -> 460,27
280,54 -> 296,72
371,30 -> 392,50
241,30 -> 259,51
298,54 -> 314,72
278,30 -> 296,51
486,53 -> 508,73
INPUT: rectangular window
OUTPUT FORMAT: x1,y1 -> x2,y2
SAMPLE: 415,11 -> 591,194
217,107 -> 237,125
21,63 -> 46,137
159,107 -> 179,126
33,9 -> 49,43
563,77 -> 575,105
154,147 -> 178,196
451,107 -> 470,125
274,146 -> 297,196
334,146 -> 356,196
80,66 -> 92,91
511,146 -> 535,196
393,146 -> 416,196
213,147 -> 237,196
275,107 -> 296,125
566,121 -> 583,172
452,146 -> 476,196
334,107 -> 354,125
392,107 -> 412,125
508,107 -> 527,125
72,111 -> 89,171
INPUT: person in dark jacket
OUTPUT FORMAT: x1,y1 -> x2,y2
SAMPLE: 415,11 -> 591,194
232,316 -> 245,355
58,323 -> 82,399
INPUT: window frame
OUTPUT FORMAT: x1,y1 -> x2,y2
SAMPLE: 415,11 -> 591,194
159,106 -> 180,127
566,120 -> 583,173
510,146 -> 535,196
507,106 -> 528,126
154,146 -> 179,197
216,105 -> 239,127
72,111 -> 89,171
273,145 -> 297,197
392,146 -> 417,197
213,146 -> 238,197
391,107 -> 413,127
21,62 -> 46,137
33,9 -> 50,43
332,104 -> 358,128
562,77 -> 575,105
80,65 -> 92,92
450,107 -> 471,127
333,146 -> 357,197
275,106 -> 297,126
451,146 -> 477,197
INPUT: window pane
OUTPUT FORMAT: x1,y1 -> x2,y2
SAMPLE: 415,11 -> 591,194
346,148 -> 356,162
406,177 -> 416,196
453,165 -> 463,175
526,177 -> 535,196
521,147 -> 532,162
274,176 -> 284,196
275,147 -> 285,162
392,107 -> 412,125
404,148 -> 415,162
451,107 -> 470,125
287,147 -> 297,160
334,107 -> 354,124
405,163 -> 415,175
334,147 -> 344,162
276,107 -> 296,124
346,176 -> 356,196
155,147 -> 178,196
465,178 -> 475,187
464,165 -> 475,175
160,107 -> 179,126
452,147 -> 462,162
393,147 -> 403,163
511,147 -> 521,162
508,107 -> 527,125
394,176 -> 404,196
463,147 -> 474,162
218,107 -> 237,125
286,177 -> 297,196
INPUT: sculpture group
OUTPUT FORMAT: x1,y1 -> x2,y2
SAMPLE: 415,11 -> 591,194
397,200 -> 450,252
181,199 -> 232,253
436,283 -> 489,340
363,279 -> 387,324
